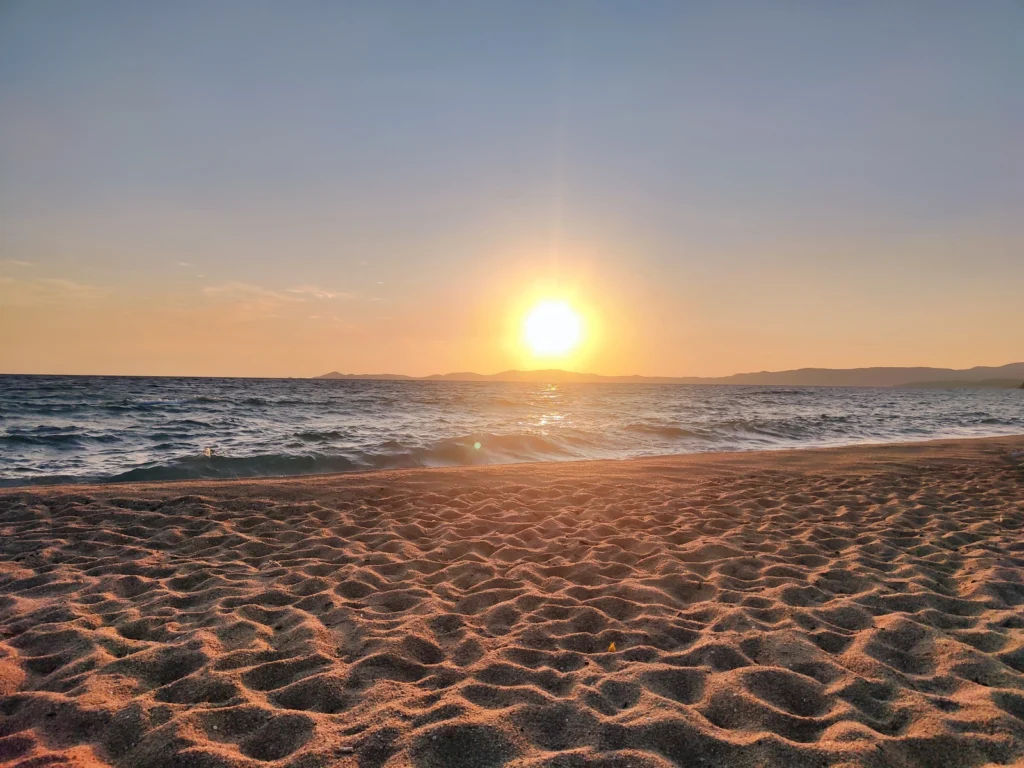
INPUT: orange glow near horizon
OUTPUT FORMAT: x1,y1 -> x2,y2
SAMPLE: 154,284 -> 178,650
499,268 -> 606,372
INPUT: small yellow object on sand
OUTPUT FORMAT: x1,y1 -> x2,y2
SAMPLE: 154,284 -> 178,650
608,642 -> 616,652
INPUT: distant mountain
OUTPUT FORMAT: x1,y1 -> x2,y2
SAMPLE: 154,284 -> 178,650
896,378 -> 1024,390
316,362 -> 1024,387
694,363 -> 1024,388
316,371 -> 415,380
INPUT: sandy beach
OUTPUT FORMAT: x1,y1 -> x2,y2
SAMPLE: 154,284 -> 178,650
1,436 -> 1023,768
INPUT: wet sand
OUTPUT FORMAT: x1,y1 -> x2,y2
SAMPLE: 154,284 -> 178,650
1,436 -> 1023,767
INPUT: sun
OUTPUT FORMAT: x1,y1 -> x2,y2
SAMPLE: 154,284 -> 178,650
523,300 -> 583,357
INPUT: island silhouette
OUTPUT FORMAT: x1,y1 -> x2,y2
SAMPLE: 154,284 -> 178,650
317,362 -> 1024,388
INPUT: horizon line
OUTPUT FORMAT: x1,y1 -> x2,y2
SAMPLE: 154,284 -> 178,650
5,361 -> 1021,381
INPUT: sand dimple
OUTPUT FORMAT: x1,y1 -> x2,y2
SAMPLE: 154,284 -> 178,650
1,436 -> 1023,767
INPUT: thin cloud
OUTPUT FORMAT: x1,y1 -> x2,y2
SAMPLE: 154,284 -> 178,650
177,261 -> 192,267
201,282 -> 359,323
286,285 -> 353,300
1,276 -> 108,307
1,260 -> 34,268
202,281 -> 305,318
202,282 -> 297,301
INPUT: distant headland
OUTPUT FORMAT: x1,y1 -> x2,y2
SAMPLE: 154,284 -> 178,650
316,363 -> 1024,388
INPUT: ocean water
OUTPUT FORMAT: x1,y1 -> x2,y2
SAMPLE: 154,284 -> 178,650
0,375 -> 1021,486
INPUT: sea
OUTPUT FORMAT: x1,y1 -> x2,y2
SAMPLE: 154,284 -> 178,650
1,375 -> 1021,486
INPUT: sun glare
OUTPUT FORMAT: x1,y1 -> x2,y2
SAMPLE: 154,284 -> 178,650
523,300 -> 583,357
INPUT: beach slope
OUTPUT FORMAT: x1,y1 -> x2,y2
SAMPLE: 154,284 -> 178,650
1,437 -> 1023,767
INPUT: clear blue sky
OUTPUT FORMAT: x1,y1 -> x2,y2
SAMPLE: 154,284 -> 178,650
2,1 -> 1022,376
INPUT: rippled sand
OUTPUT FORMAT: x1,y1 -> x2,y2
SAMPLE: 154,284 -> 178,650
1,436 -> 1023,767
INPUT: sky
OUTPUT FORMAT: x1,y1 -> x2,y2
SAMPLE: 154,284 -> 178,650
1,1 -> 1022,377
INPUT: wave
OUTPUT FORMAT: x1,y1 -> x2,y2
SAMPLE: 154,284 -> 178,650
11,402 -> 93,414
46,432 -> 581,485
94,395 -> 313,411
978,416 -> 1020,425
165,419 -> 217,429
625,423 -> 706,439
740,389 -> 810,396
410,432 -> 575,466
191,396 -> 224,404
712,416 -> 869,442
115,397 -> 189,407
295,429 -> 348,442
107,453 -> 362,483
1,431 -> 118,447
246,397 -> 314,407
624,416 -> 867,446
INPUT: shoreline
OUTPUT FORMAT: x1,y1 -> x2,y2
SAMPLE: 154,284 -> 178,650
1,435 -> 1023,767
4,432 -> 1024,492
